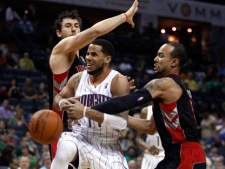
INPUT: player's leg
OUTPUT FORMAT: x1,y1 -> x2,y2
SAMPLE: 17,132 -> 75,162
50,139 -> 78,169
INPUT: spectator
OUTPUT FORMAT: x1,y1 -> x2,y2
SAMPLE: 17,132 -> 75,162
134,55 -> 149,76
200,108 -> 217,148
0,129 -> 10,153
8,108 -> 27,128
27,3 -> 38,25
0,84 -> 8,101
7,128 -> 19,145
0,119 -> 7,133
218,63 -> 225,76
0,49 -> 7,68
125,146 -> 139,163
18,155 -> 30,169
21,78 -> 37,100
5,50 -> 18,69
17,15 -> 34,35
119,56 -> 133,75
136,155 -> 143,169
0,143 -> 15,167
5,3 -> 21,31
208,145 -> 224,168
127,159 -> 138,169
37,82 -> 48,101
9,157 -> 19,169
18,144 -> 38,168
0,99 -> 15,120
120,128 -> 137,153
18,52 -> 35,71
7,78 -> 21,98
184,71 -> 199,91
39,152 -> 51,169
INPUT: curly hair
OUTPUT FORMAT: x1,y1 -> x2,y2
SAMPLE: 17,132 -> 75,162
54,9 -> 82,31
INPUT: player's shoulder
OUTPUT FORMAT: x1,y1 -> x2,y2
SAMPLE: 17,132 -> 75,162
69,72 -> 83,82
148,77 -> 178,89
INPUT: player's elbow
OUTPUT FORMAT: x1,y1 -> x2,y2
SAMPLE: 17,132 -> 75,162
145,121 -> 157,135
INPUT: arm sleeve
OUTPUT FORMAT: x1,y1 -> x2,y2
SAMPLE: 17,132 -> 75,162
91,88 -> 152,114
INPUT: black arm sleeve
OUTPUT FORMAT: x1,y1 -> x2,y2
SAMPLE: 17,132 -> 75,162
91,88 -> 152,114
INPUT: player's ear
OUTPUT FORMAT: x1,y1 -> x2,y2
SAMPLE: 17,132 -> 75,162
56,30 -> 62,38
105,55 -> 112,63
171,58 -> 179,67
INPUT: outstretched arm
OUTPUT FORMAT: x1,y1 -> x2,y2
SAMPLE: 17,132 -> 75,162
50,0 -> 138,73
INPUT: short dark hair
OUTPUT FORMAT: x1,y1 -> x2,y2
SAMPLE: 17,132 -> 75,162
90,39 -> 114,58
166,42 -> 188,67
54,9 -> 82,31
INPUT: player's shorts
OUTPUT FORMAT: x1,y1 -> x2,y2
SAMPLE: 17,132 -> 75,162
156,142 -> 206,169
141,150 -> 165,169
60,131 -> 128,169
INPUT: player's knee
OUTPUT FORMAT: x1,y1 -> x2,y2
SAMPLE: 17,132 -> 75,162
56,140 -> 77,162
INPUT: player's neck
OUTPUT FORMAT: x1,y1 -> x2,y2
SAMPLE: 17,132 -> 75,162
90,68 -> 111,87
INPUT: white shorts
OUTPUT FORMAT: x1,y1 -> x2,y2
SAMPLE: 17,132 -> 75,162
141,151 -> 165,169
60,132 -> 128,169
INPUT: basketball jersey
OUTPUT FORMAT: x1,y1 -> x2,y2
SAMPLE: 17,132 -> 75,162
145,106 -> 164,154
74,69 -> 124,140
152,73 -> 199,151
48,55 -> 86,130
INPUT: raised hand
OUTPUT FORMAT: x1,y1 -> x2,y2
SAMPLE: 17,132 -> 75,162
125,0 -> 139,28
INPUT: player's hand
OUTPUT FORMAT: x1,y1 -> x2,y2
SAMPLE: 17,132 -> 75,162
147,145 -> 160,155
64,98 -> 84,119
59,98 -> 71,111
126,76 -> 136,91
125,0 -> 138,28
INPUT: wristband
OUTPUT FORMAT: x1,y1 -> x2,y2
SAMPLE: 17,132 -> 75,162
123,13 -> 128,22
59,99 -> 66,108
83,106 -> 87,117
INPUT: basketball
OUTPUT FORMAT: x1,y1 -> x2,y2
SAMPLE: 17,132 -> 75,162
28,109 -> 63,144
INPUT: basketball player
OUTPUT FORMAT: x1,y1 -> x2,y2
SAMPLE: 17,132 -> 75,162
51,39 -> 130,169
68,42 -> 207,169
48,0 -> 138,163
136,105 -> 164,169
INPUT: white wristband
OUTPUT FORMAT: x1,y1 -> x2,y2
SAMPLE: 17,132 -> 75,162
83,106 -> 87,117
59,99 -> 66,109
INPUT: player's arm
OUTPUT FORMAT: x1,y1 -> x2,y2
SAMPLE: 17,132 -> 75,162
100,74 -> 130,130
53,72 -> 82,110
129,111 -> 157,135
50,0 -> 138,71
135,107 -> 150,148
90,77 -> 174,113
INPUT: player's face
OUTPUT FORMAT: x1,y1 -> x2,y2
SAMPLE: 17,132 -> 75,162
153,44 -> 175,77
56,18 -> 80,39
85,44 -> 110,75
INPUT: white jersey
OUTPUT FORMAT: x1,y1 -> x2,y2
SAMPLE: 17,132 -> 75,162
145,106 -> 164,152
141,106 -> 165,169
60,70 -> 128,169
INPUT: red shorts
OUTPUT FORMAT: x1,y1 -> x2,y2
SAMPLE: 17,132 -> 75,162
178,142 -> 206,169
156,142 -> 206,169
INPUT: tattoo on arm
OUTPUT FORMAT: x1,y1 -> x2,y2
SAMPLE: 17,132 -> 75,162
145,78 -> 167,94
73,75 -> 81,91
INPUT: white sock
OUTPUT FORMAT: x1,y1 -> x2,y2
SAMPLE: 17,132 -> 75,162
50,140 -> 77,169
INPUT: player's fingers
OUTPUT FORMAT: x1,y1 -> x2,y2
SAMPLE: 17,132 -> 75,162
129,86 -> 136,91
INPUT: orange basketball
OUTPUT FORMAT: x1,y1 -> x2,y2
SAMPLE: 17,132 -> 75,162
28,109 -> 63,144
